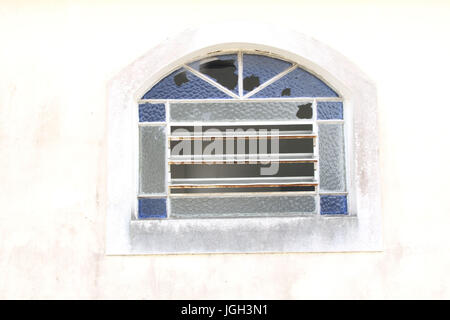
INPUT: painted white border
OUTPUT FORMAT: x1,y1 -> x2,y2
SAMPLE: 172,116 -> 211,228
106,23 -> 382,254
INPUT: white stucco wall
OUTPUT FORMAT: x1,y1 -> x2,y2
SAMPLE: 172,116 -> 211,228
1,0 -> 449,299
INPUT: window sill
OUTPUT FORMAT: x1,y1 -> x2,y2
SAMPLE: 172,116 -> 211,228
128,215 -> 379,254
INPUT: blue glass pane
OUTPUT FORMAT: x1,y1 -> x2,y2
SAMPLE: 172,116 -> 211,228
243,54 -> 292,94
138,198 -> 167,218
252,67 -> 338,98
141,68 -> 231,99
139,103 -> 165,122
320,195 -> 347,215
317,102 -> 343,120
188,54 -> 239,95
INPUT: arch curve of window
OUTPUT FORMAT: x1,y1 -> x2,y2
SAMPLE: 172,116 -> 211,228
141,51 -> 339,100
137,51 -> 348,219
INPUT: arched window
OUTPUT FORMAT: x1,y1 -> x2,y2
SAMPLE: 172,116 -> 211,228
138,51 -> 347,219
106,26 -> 381,254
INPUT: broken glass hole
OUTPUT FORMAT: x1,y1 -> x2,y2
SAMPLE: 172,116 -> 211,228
199,59 -> 238,91
281,88 -> 291,96
296,103 -> 313,119
243,75 -> 260,92
173,71 -> 189,87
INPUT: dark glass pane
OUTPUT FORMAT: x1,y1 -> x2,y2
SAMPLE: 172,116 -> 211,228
171,124 -> 312,133
170,138 -> 313,155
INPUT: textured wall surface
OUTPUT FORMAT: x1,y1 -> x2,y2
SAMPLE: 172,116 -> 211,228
1,0 -> 450,299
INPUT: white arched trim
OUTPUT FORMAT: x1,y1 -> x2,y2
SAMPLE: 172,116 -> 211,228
106,23 -> 382,254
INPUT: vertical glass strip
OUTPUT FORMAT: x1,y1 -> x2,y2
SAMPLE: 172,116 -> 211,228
318,123 -> 346,192
139,125 -> 166,193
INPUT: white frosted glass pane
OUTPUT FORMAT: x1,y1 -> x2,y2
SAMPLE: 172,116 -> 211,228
171,195 -> 316,218
318,123 -> 346,192
170,101 -> 313,122
139,126 -> 166,193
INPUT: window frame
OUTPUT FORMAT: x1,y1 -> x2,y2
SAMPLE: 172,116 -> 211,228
106,24 -> 382,254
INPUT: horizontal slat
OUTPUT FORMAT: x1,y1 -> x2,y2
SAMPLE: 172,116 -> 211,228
141,97 -> 343,103
171,124 -> 313,132
171,176 -> 312,182
170,183 -> 318,189
170,191 -> 317,197
169,154 -> 317,164
170,185 -> 316,195
169,120 -> 314,126
170,177 -> 318,189
170,131 -> 316,140
171,162 -> 315,179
